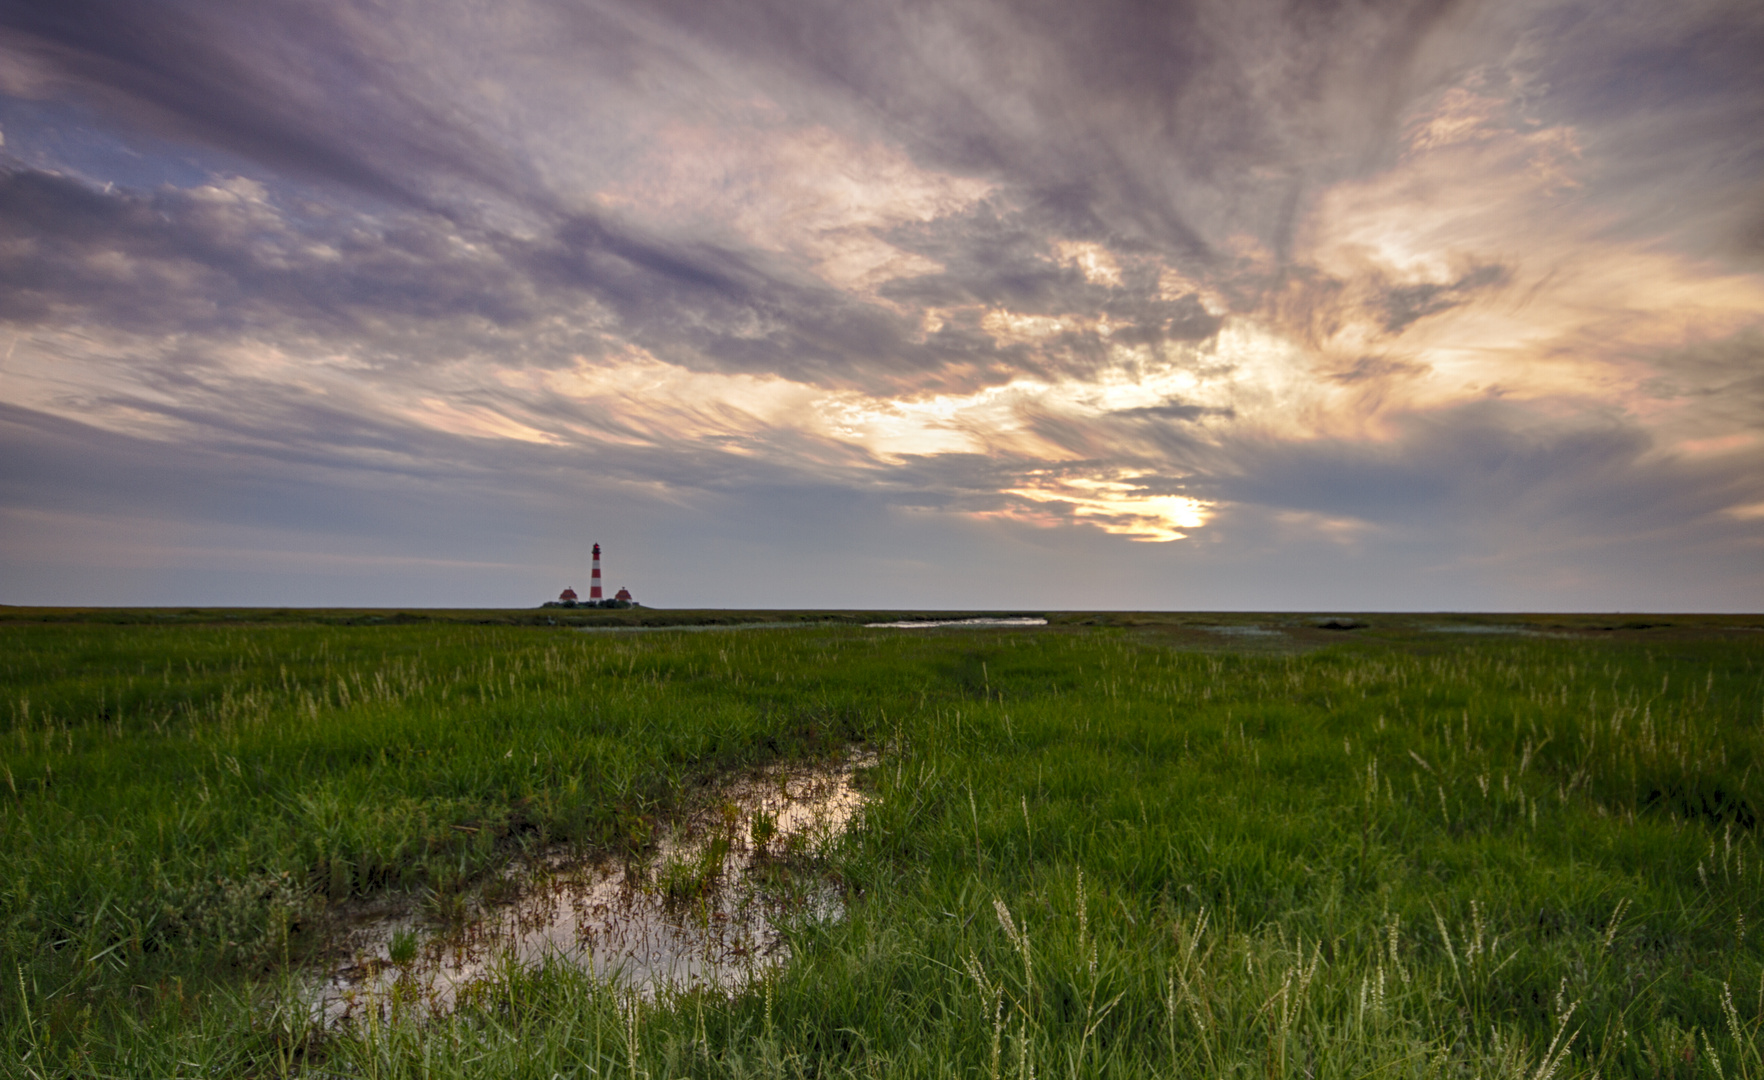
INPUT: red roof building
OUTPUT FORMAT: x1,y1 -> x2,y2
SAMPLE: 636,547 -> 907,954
613,587 -> 632,602
559,587 -> 579,602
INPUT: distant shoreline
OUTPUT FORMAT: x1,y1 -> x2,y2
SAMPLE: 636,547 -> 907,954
1,605 -> 1757,638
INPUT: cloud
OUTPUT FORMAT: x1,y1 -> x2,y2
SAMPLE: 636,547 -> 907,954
0,0 -> 1761,607
1327,357 -> 1432,386
0,167 -> 543,337
0,1 -> 508,210
1109,400 -> 1234,423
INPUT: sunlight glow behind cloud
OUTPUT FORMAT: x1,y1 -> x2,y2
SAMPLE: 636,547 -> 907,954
1,0 -> 1760,608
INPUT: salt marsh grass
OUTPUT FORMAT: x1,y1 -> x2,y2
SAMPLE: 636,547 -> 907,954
1,618 -> 1760,1077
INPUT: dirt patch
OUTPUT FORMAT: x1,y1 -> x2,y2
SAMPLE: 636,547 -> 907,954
1202,624 -> 1285,638
864,617 -> 1048,629
311,749 -> 876,1026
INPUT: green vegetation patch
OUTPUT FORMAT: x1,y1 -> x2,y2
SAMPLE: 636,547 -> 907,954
1,619 -> 1760,1078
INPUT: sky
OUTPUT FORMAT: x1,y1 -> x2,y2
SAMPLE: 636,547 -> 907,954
1,0 -> 1761,611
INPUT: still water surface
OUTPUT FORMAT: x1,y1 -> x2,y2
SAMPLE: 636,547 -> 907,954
312,750 -> 875,1025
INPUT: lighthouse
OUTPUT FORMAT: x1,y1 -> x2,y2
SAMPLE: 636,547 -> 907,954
543,541 -> 636,609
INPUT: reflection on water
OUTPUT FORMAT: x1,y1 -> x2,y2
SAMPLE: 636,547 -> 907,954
311,750 -> 875,1026
865,617 -> 1048,629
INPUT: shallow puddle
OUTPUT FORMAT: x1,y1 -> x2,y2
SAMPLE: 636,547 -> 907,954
311,749 -> 876,1026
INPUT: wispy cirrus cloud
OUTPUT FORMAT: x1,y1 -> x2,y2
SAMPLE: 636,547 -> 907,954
0,0 -> 1759,607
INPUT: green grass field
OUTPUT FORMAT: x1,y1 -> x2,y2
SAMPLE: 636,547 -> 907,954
2,611 -> 1761,1078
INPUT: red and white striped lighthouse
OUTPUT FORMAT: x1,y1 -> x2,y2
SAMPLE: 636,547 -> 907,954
589,543 -> 604,602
